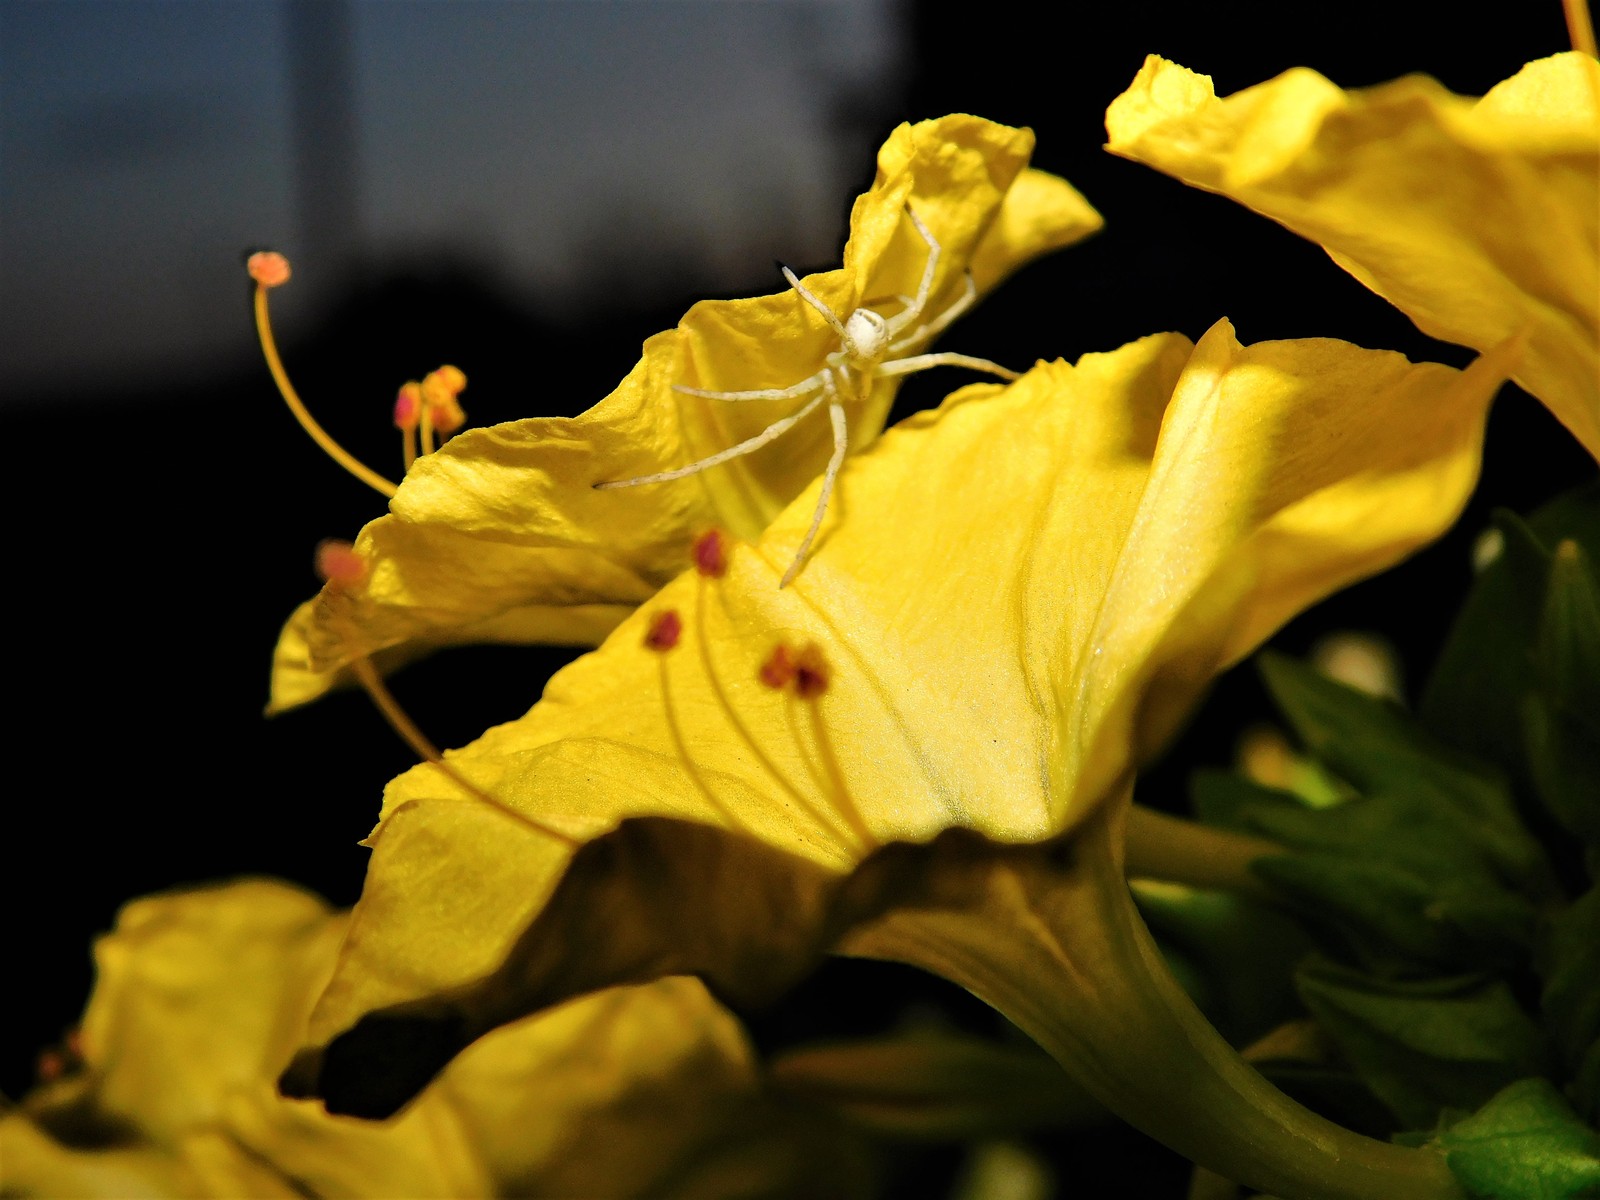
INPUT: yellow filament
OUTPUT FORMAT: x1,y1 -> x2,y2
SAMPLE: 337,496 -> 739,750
419,404 -> 437,457
1566,0 -> 1597,56
401,425 -> 417,472
692,581 -> 850,846
349,657 -> 574,845
805,700 -> 877,849
253,284 -> 399,498
657,653 -> 752,834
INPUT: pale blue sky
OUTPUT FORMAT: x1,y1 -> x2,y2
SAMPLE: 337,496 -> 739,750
0,0 -> 902,395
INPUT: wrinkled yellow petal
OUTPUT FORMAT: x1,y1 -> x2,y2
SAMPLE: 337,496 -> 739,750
80,880 -> 345,1144
0,1114 -> 211,1199
6,880 -> 843,1198
1106,53 -> 1600,458
269,116 -> 1102,712
298,323 -> 1513,1094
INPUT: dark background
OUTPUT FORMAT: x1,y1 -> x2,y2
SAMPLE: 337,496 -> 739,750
4,1 -> 1591,1193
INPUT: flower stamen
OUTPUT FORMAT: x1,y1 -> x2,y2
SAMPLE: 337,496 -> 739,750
649,608 -> 750,833
394,382 -> 422,472
686,575 -> 845,847
1565,0 -> 1597,57
692,528 -> 730,579
246,252 -> 399,499
759,640 -> 876,849
313,540 -> 572,844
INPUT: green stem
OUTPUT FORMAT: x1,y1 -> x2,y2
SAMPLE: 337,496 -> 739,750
1124,804 -> 1281,896
841,808 -> 1463,1200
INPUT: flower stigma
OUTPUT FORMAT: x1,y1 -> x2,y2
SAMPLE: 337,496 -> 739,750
644,609 -> 684,652
692,529 -> 731,579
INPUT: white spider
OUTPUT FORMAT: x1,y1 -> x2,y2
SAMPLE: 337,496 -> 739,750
597,206 -> 1017,588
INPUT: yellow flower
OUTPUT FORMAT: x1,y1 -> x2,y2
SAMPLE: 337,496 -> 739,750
286,322 -> 1515,1197
1105,52 -> 1600,459
270,115 -> 1102,713
0,880 -> 863,1198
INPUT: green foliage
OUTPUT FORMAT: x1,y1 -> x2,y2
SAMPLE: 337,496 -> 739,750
1540,886 -> 1600,1123
1294,958 -> 1552,1129
1524,540 -> 1600,846
1184,479 -> 1600,1190
1132,880 -> 1311,1045
1436,1079 -> 1600,1200
1419,486 -> 1600,869
1192,748 -> 1544,977
1259,652 -> 1552,903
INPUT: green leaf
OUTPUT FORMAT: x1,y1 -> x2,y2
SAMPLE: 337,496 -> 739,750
1438,1078 -> 1600,1200
1540,886 -> 1600,1123
769,1031 -> 1102,1140
1525,540 -> 1600,844
1296,957 -> 1553,1129
1259,653 -> 1546,895
1255,853 -> 1535,976
1423,483 -> 1600,780
1192,768 -> 1541,975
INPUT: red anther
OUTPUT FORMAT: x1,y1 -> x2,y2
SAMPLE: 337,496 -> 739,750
315,539 -> 368,589
247,251 -> 291,288
645,609 -> 683,652
64,1028 -> 83,1058
794,642 -> 831,699
394,382 -> 422,431
692,529 -> 729,578
759,644 -> 797,690
36,1049 -> 65,1083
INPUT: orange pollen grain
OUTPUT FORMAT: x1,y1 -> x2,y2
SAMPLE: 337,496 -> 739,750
794,642 -> 831,699
693,529 -> 730,578
421,367 -> 467,433
431,364 -> 467,394
247,250 -> 291,288
645,609 -> 683,652
315,539 -> 368,589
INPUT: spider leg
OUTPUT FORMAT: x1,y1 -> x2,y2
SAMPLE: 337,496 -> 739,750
875,351 -> 1018,381
673,370 -> 828,403
780,396 -> 850,589
596,387 -> 830,489
889,272 -> 976,352
883,205 -> 940,337
780,266 -> 849,338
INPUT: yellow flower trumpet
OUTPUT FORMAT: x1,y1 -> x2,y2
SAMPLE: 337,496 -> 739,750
283,321 -> 1517,1199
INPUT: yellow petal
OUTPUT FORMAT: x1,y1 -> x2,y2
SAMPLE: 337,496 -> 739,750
270,116 -> 1101,711
0,1113 -> 211,1199
10,880 -> 849,1198
297,324 -> 1513,1100
80,880 -> 346,1145
1106,53 -> 1600,458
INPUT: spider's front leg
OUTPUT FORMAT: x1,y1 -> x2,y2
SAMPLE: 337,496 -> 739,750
780,382 -> 857,588
890,271 -> 977,352
595,383 -> 833,490
882,206 -> 941,339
